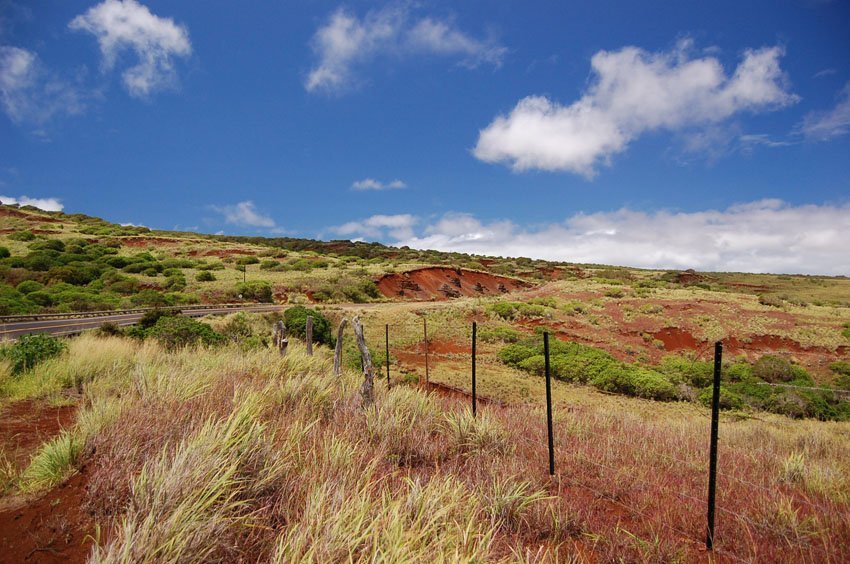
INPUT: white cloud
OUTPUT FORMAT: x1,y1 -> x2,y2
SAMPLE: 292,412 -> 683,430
0,46 -> 85,124
351,178 -> 407,191
330,213 -> 418,240
306,6 -> 505,93
211,201 -> 278,229
474,41 -> 797,177
356,200 -> 850,275
0,194 -> 64,211
69,0 -> 191,98
798,83 -> 850,141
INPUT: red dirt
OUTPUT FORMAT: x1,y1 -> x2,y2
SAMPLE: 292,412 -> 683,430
0,401 -> 77,472
653,327 -> 701,351
0,399 -> 96,563
0,469 -> 97,563
187,249 -> 255,257
120,236 -> 183,247
0,229 -> 61,235
377,267 -> 530,300
0,208 -> 61,223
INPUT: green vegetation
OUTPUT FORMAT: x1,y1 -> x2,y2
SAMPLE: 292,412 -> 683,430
283,306 -> 332,346
498,338 -> 850,420
0,333 -> 67,374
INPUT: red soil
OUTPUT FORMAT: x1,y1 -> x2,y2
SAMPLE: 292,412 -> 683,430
0,208 -> 61,223
188,249 -> 255,257
0,400 -> 77,472
0,399 -> 97,563
377,267 -> 530,300
120,236 -> 183,247
0,229 -> 61,235
0,470 -> 96,563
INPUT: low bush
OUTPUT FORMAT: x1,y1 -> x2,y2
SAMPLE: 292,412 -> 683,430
147,315 -> 225,349
196,270 -> 216,282
283,306 -> 332,346
237,281 -> 273,303
1,333 -> 67,374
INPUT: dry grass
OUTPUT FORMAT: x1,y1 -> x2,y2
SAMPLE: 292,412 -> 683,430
0,327 -> 847,561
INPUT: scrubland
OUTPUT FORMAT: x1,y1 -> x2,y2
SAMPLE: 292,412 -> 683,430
1,324 -> 849,561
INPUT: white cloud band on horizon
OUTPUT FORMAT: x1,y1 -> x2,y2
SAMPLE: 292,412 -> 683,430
329,200 -> 850,275
306,5 -> 505,93
0,195 -> 64,211
473,40 -> 797,177
69,0 -> 191,98
330,213 -> 417,240
351,178 -> 407,191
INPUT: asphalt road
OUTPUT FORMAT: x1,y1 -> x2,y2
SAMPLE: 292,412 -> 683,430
0,305 -> 284,341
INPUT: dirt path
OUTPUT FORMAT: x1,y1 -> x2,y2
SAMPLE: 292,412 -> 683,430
0,400 -> 77,473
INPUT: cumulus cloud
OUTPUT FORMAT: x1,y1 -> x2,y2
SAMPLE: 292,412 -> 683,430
330,213 -> 418,240
0,194 -> 64,211
211,201 -> 278,229
351,178 -> 407,191
798,83 -> 850,141
0,46 -> 85,124
69,0 -> 191,98
337,200 -> 850,275
474,40 -> 797,176
306,5 -> 505,93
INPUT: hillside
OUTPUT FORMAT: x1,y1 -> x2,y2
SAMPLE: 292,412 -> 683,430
1,203 -> 850,560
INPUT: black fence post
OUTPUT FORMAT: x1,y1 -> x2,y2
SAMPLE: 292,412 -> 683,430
472,321 -> 477,417
544,332 -> 554,476
385,324 -> 390,386
707,341 -> 723,550
423,318 -> 429,385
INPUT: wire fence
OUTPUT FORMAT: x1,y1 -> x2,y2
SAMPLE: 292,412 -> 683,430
342,314 -> 850,560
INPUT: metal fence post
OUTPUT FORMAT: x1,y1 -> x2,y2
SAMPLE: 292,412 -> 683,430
385,324 -> 390,386
707,341 -> 723,550
472,321 -> 477,417
544,332 -> 554,476
423,317 -> 430,385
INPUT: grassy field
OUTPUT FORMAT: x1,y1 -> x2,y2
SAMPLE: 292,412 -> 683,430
0,321 -> 848,561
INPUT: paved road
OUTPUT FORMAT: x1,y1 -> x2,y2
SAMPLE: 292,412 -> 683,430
0,305 -> 283,341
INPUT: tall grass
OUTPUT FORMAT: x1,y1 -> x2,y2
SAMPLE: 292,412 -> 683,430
2,323 -> 848,561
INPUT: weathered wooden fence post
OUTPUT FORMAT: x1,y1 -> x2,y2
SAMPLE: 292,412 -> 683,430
352,316 -> 375,406
272,320 -> 288,356
333,318 -> 348,376
305,316 -> 313,356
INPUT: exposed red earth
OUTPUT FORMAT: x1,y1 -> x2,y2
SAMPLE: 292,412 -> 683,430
377,267 -> 530,300
0,400 -> 98,563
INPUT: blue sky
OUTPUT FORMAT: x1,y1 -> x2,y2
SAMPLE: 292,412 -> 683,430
1,0 -> 849,274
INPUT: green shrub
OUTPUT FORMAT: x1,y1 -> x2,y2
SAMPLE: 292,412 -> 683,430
478,326 -> 521,343
259,259 -> 280,270
16,280 -> 44,294
698,386 -> 745,410
1,333 -> 67,374
842,323 -> 850,340
488,302 -> 518,320
831,361 -> 850,390
283,306 -> 332,346
0,247 -> 9,259
657,355 -> 714,387
8,230 -> 35,241
236,280 -> 273,303
753,355 -> 795,383
196,270 -> 216,282
236,256 -> 260,265
147,315 -> 224,349
590,366 -> 677,401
